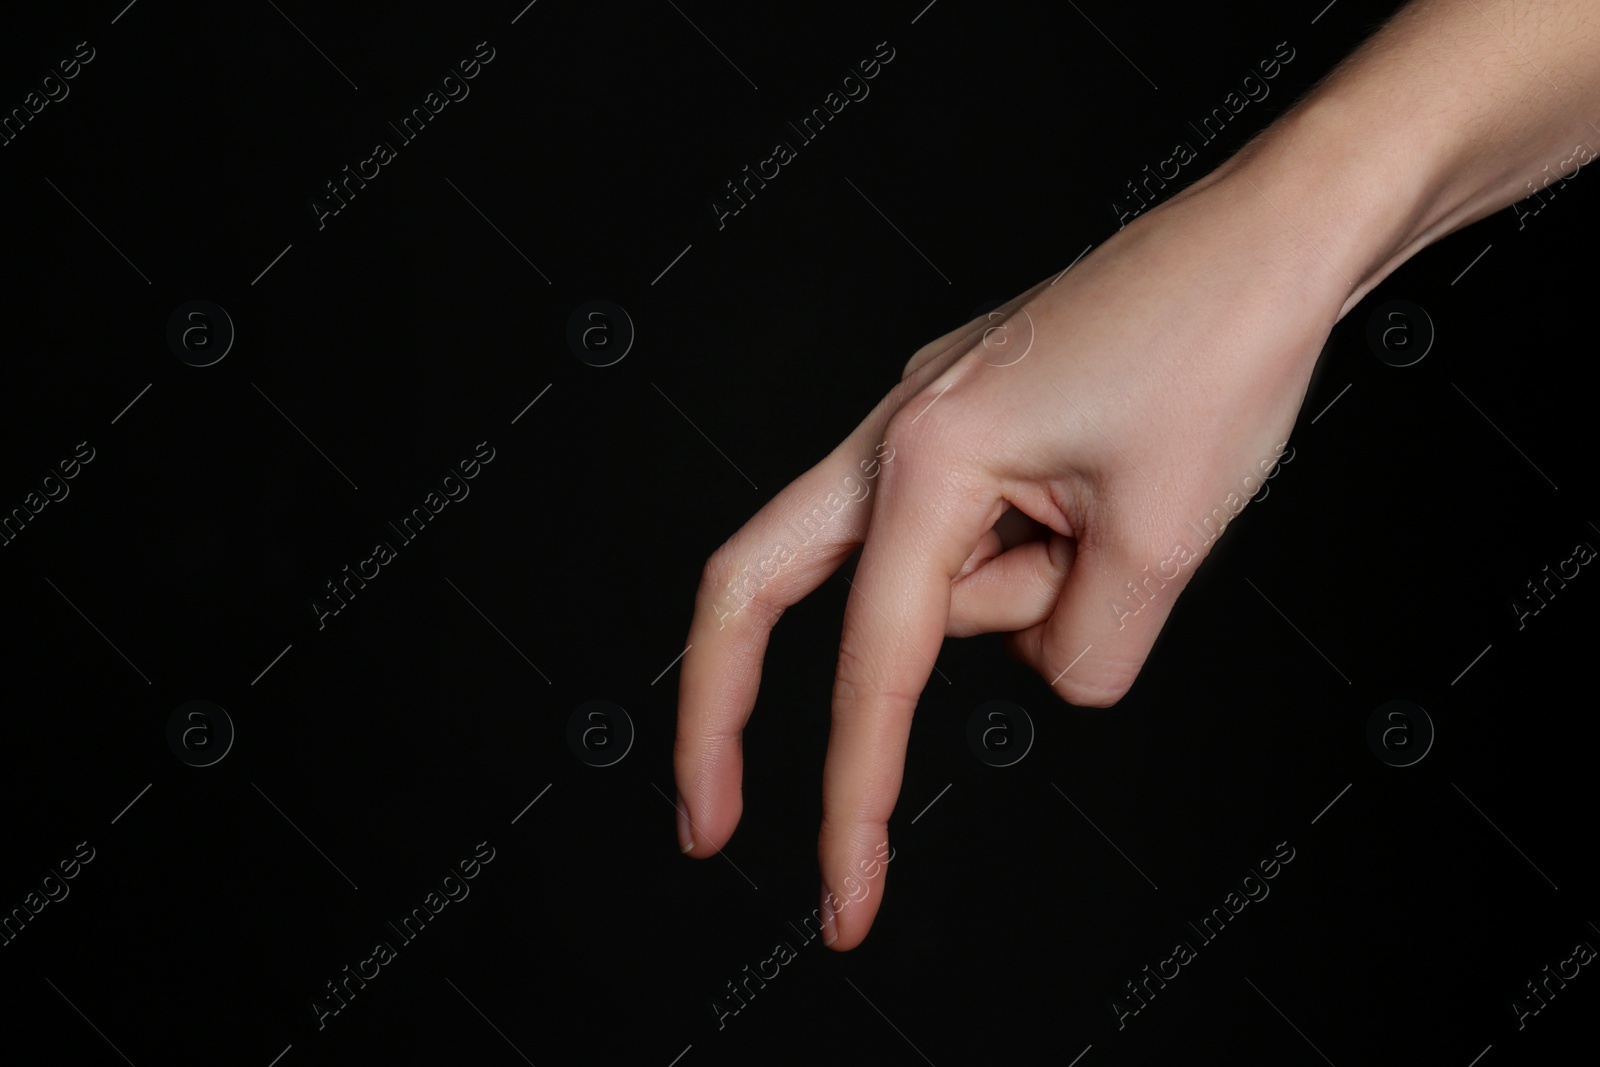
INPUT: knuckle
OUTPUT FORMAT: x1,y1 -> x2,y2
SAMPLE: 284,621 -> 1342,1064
698,543 -> 737,602
882,405 -> 918,443
831,643 -> 923,712
830,637 -> 873,696
885,358 -> 988,452
881,398 -> 948,459
698,540 -> 782,629
817,810 -> 849,851
901,334 -> 949,381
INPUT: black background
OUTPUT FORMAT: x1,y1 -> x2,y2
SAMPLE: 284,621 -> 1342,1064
2,1 -> 1596,1064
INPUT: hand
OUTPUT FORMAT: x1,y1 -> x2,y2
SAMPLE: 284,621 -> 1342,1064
672,162 -> 1362,950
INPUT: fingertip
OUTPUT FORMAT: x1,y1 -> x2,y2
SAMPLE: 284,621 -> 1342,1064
676,782 -> 745,860
1052,674 -> 1132,708
816,827 -> 893,952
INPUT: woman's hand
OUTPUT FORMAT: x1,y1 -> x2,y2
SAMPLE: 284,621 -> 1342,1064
672,161 -> 1357,949
672,0 -> 1600,953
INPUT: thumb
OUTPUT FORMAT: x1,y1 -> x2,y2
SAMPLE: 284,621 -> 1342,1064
1010,520 -> 1212,705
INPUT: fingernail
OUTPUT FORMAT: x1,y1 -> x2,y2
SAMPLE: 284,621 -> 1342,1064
675,790 -> 693,853
820,882 -> 838,946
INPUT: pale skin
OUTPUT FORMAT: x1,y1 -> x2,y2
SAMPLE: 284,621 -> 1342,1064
674,0 -> 1600,950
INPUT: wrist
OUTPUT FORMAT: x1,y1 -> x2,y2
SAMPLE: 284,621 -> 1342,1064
1194,0 -> 1600,322
1199,89 -> 1448,320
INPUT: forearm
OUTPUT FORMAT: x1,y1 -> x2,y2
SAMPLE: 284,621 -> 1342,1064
1200,0 -> 1600,317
